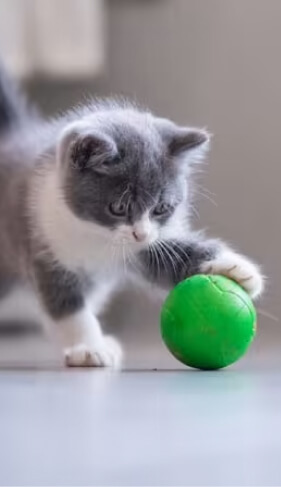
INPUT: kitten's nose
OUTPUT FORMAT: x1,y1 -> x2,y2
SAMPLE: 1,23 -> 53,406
132,230 -> 147,242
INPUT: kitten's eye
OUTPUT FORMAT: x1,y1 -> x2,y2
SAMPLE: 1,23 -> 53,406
108,201 -> 127,217
153,202 -> 171,217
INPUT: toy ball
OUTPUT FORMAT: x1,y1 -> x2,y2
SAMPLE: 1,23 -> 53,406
160,275 -> 256,370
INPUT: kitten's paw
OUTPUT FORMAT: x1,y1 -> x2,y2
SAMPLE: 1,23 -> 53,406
201,250 -> 264,298
64,336 -> 123,368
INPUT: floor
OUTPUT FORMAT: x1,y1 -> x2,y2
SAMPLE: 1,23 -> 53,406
1,366 -> 281,486
0,329 -> 280,486
0,297 -> 280,486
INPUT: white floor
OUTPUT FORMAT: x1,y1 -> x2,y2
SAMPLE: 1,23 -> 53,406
0,319 -> 280,486
0,366 -> 281,486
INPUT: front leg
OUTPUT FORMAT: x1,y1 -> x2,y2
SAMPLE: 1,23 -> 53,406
139,237 -> 264,298
33,257 -> 122,368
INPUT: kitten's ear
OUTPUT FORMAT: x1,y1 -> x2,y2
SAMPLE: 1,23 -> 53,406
157,119 -> 210,163
58,125 -> 118,173
168,128 -> 210,159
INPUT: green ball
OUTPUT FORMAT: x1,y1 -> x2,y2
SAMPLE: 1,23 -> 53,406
160,275 -> 256,370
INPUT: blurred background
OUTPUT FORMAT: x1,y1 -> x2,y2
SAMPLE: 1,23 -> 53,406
0,0 -> 279,368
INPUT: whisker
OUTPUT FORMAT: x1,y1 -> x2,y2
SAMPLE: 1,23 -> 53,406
110,243 -> 119,273
160,239 -> 189,270
157,240 -> 176,279
149,244 -> 160,279
195,184 -> 218,207
121,242 -> 127,275
125,246 -> 140,274
199,191 -> 218,207
189,204 -> 200,220
155,242 -> 169,278
257,308 -> 279,322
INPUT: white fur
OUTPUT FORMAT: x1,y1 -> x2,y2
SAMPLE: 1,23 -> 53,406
200,249 -> 264,298
34,168 -> 119,273
89,278 -> 119,315
52,305 -> 122,367
115,212 -> 159,246
160,201 -> 190,242
64,337 -> 122,367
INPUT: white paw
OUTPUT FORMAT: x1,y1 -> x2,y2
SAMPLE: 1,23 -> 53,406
201,250 -> 264,299
64,336 -> 123,368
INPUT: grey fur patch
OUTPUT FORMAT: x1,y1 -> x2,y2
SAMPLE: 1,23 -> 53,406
34,255 -> 93,319
138,238 -> 220,288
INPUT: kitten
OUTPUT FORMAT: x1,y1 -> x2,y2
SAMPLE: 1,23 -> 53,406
0,65 -> 263,367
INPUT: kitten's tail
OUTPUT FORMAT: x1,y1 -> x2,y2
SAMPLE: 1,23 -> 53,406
0,63 -> 35,134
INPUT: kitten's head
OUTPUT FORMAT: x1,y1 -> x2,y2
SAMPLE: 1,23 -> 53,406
57,105 -> 209,249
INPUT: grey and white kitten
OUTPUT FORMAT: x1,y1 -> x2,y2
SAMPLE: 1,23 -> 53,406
0,66 -> 263,367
